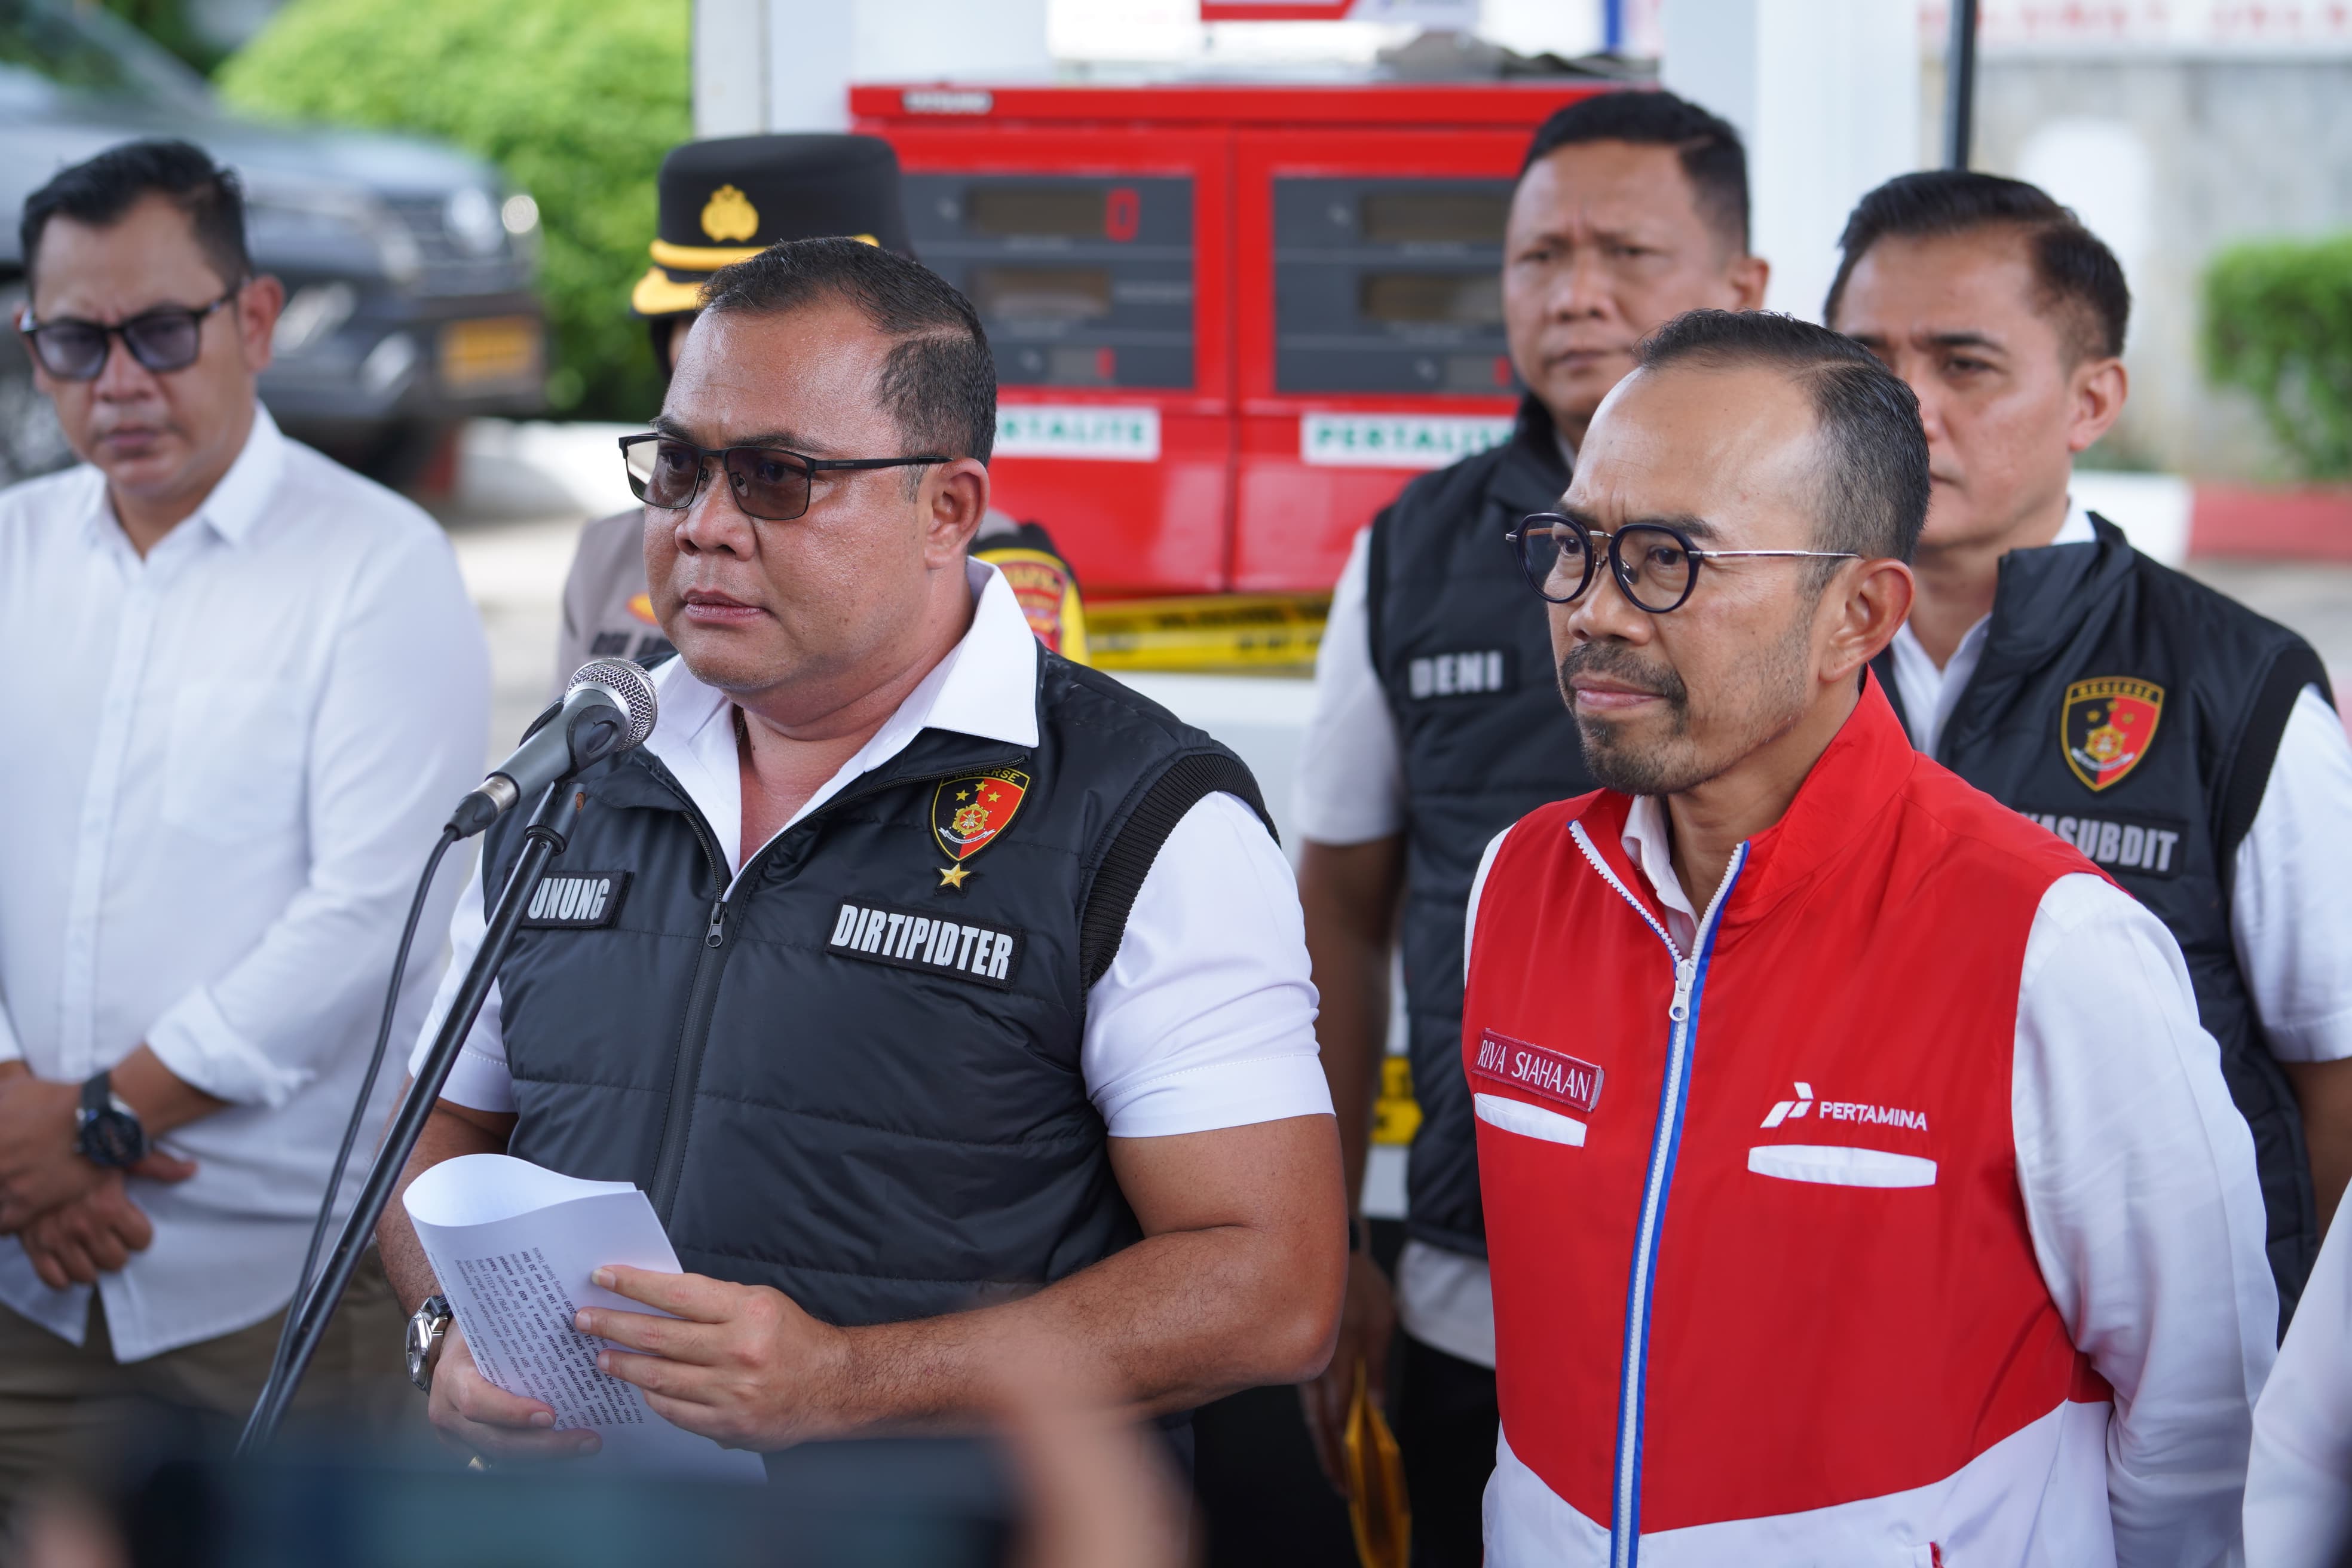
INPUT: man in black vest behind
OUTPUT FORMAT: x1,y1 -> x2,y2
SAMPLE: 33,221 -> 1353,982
378,238 -> 1345,1465
1827,171 -> 2352,1329
1293,91 -> 1766,1561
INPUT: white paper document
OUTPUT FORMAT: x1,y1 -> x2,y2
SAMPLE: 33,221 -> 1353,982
402,1153 -> 767,1481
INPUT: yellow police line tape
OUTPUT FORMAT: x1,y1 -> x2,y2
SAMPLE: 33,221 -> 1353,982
1083,592 -> 1331,673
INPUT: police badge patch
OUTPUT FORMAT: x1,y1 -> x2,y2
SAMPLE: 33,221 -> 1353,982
2062,677 -> 2164,792
933,768 -> 1029,861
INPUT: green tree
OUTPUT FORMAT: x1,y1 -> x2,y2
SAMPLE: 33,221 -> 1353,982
2203,234 -> 2352,483
97,0 -> 222,73
218,0 -> 690,421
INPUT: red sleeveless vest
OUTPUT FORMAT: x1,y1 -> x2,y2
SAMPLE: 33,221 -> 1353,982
1464,680 -> 2112,1565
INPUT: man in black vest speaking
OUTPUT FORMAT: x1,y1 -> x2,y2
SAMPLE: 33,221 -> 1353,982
1293,91 -> 1766,1559
1828,171 -> 2352,1328
378,238 -> 1345,1462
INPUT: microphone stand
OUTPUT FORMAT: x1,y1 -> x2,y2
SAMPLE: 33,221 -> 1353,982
238,781 -> 580,1455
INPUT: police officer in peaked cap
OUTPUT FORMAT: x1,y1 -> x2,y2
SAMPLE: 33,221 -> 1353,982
555,133 -> 1088,690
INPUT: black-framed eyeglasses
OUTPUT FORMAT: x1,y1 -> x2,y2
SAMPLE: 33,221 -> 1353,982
18,287 -> 241,381
1504,511 -> 1861,614
619,434 -> 951,523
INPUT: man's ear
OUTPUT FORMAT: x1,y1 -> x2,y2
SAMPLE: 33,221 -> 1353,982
1820,557 -> 1915,683
2066,355 -> 2128,456
1726,253 -> 1770,313
922,457 -> 990,569
237,274 -> 286,375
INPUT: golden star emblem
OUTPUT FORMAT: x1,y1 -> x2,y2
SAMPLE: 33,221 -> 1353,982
957,789 -> 971,801
938,863 -> 970,890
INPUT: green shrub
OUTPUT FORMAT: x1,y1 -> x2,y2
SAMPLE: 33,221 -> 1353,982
218,0 -> 690,420
2203,234 -> 2352,482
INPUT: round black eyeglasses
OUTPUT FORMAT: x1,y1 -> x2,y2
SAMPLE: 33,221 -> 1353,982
620,434 -> 950,523
18,287 -> 241,381
1503,512 -> 1860,614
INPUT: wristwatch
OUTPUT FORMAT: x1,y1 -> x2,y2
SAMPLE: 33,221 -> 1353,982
406,1294 -> 453,1395
75,1070 -> 149,1169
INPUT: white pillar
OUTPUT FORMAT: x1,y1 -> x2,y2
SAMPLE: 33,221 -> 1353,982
693,0 -> 768,137
1660,0 -> 1921,323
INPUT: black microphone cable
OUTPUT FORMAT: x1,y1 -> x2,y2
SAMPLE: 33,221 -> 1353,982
262,822 -> 460,1390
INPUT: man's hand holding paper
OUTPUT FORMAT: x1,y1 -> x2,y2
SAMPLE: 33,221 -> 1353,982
578,1266 -> 853,1453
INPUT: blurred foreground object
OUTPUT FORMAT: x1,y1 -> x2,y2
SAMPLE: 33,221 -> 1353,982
13,1361 -> 1194,1568
2203,233 -> 2352,482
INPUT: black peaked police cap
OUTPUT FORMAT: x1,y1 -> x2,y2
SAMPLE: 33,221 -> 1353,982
630,133 -> 911,318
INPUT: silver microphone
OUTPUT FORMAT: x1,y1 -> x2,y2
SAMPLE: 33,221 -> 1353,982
446,659 -> 660,840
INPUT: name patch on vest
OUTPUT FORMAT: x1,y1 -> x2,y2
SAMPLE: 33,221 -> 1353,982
828,901 -> 1024,990
1471,1029 -> 1602,1114
519,871 -> 630,929
1407,648 -> 1515,701
2017,808 -> 2188,877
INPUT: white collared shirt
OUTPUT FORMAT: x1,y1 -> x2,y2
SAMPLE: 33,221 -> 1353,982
414,558 -> 1333,1141
1888,498 -> 2352,1070
0,407 -> 491,1360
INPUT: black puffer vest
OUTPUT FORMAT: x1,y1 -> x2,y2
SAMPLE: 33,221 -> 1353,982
1368,395 -> 1594,1257
480,654 -> 1270,1329
1873,514 -> 2333,1328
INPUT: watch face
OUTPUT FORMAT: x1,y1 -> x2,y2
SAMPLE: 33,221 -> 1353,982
79,1110 -> 145,1169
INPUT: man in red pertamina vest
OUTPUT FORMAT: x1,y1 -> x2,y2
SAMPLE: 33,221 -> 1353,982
1465,310 -> 2274,1564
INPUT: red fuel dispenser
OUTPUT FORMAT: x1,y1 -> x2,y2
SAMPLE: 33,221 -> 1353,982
852,79 -> 1609,601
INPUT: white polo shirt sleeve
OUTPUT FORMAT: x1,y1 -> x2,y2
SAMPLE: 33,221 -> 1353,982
2010,872 -> 2276,1565
1293,526 -> 1407,847
2232,685 -> 2352,1064
1080,791 -> 1331,1135
414,791 -> 1334,1136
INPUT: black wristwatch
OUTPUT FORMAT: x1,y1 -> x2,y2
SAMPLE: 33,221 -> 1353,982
75,1070 -> 149,1169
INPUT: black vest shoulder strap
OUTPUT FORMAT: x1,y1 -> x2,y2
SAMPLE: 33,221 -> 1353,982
1079,752 -> 1276,990
2216,642 -> 2334,884
1366,500 -> 1395,675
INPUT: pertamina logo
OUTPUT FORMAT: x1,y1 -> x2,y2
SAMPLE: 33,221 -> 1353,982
2062,676 -> 2164,792
1760,1082 -> 1928,1134
933,768 -> 1028,862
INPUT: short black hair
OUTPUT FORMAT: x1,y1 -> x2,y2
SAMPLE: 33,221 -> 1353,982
700,237 -> 996,467
1637,310 -> 1930,566
1823,170 -> 2130,362
1520,90 -> 1750,254
21,139 -> 250,292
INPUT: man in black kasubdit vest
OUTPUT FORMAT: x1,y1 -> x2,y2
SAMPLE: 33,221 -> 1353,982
1829,170 -> 2352,1329
556,134 -> 1089,690
1288,90 -> 1769,1563
379,237 -> 1343,1467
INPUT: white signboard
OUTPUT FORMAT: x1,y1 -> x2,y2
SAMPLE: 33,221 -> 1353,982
1300,413 -> 1516,470
995,405 -> 1162,462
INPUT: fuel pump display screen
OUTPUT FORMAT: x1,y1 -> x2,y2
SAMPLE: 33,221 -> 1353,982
1361,189 -> 1514,246
967,186 -> 1113,240
905,174 -> 1193,391
1275,176 -> 1518,397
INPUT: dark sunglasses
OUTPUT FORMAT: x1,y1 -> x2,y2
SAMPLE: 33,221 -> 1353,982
1505,511 -> 1859,615
620,434 -> 950,523
18,287 -> 241,381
